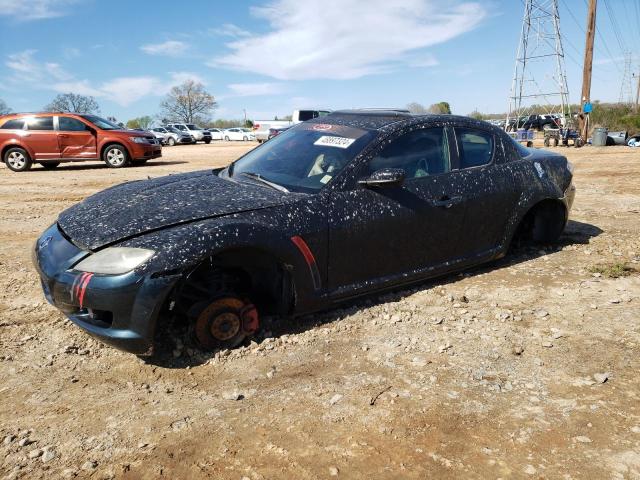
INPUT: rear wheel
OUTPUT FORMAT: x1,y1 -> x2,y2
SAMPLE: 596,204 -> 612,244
40,162 -> 60,169
4,148 -> 32,172
103,144 -> 129,168
530,202 -> 566,244
167,137 -> 176,146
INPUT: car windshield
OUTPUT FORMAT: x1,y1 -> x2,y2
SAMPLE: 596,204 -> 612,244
81,115 -> 121,130
225,123 -> 377,193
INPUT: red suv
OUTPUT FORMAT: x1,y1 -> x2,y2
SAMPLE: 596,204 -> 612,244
0,113 -> 162,172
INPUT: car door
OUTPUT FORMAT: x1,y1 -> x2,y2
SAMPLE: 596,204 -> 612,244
449,126 -> 520,257
57,116 -> 97,159
24,116 -> 60,160
327,126 -> 468,293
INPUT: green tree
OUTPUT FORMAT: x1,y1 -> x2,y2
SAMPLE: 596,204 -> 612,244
428,102 -> 451,114
0,99 -> 11,115
44,93 -> 100,114
160,80 -> 217,123
126,116 -> 153,130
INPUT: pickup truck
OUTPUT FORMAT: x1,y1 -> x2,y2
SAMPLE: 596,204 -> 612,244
508,114 -> 560,131
253,109 -> 331,143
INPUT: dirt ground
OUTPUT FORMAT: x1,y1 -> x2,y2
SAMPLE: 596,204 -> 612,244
0,141 -> 639,479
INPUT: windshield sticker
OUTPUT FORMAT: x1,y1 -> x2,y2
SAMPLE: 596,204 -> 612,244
320,175 -> 332,184
312,124 -> 333,131
314,136 -> 356,149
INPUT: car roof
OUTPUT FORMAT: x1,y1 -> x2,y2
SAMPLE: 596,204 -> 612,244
0,111 -> 85,118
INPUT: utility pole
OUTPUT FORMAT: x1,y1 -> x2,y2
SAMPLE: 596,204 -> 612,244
580,0 -> 597,140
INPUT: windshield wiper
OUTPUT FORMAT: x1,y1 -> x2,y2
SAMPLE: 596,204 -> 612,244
240,172 -> 289,193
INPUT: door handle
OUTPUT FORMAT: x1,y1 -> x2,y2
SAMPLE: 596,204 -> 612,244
59,134 -> 69,138
429,195 -> 463,208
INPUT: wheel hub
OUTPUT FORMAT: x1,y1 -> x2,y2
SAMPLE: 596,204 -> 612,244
194,297 -> 258,350
209,312 -> 241,341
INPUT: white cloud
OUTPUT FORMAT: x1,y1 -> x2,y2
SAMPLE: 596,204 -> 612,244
168,71 -> 207,86
6,50 -> 72,81
227,82 -> 285,97
52,80 -> 103,97
5,48 -> 209,107
210,23 -> 251,38
0,0 -> 80,20
140,40 -> 189,57
214,0 -> 487,80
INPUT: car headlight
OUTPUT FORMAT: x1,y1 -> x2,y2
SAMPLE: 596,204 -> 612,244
130,137 -> 148,144
74,247 -> 155,275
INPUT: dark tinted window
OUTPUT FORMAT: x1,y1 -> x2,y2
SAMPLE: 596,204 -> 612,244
59,117 -> 89,132
455,128 -> 494,168
26,116 -> 54,131
1,119 -> 25,130
366,127 -> 450,178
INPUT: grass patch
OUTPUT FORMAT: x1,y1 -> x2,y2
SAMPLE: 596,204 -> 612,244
588,262 -> 637,278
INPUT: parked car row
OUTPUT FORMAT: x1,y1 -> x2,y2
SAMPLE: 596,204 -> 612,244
145,124 -> 256,145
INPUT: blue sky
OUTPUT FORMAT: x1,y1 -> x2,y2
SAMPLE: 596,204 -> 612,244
0,0 -> 636,123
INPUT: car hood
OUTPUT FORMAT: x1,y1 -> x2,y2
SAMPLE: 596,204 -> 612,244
57,170 -> 294,250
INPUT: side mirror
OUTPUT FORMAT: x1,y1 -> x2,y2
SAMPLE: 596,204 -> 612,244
358,168 -> 405,188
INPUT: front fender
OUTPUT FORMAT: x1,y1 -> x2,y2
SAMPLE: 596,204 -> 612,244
119,210 -> 327,313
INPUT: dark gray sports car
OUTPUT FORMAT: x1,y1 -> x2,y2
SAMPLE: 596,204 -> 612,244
33,110 -> 575,355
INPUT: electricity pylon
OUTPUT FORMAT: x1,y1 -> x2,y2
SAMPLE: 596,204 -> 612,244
618,52 -> 634,105
507,0 -> 571,129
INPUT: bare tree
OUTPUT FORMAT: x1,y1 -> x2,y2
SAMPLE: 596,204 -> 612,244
406,102 -> 429,114
44,93 -> 100,114
160,80 -> 217,123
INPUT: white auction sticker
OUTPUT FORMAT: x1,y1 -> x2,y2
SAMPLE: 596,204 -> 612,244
314,136 -> 356,149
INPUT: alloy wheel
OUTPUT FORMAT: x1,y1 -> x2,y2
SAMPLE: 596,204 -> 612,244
106,148 -> 125,166
7,151 -> 26,170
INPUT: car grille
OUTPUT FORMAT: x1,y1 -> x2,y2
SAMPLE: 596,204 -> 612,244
145,136 -> 158,144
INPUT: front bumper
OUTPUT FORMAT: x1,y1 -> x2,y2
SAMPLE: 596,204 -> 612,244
33,224 -> 180,355
130,143 -> 162,160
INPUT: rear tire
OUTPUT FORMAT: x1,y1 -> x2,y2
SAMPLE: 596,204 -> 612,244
4,147 -> 32,172
103,144 -> 129,168
532,204 -> 566,244
40,162 -> 60,169
167,137 -> 176,146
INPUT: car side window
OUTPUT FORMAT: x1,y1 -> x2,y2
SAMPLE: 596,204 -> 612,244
26,116 -> 54,131
454,128 -> 494,169
1,119 -> 25,130
59,117 -> 89,132
365,127 -> 450,179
